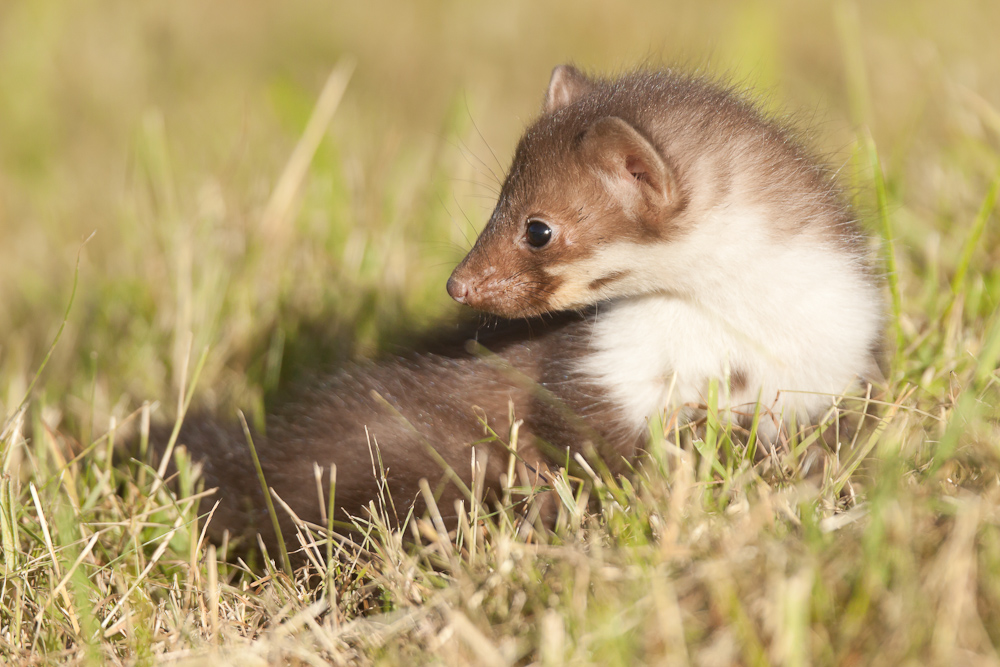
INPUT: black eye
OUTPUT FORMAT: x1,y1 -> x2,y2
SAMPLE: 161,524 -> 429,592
525,219 -> 552,248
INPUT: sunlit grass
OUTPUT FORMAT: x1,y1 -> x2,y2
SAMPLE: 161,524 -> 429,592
2,0 -> 1000,663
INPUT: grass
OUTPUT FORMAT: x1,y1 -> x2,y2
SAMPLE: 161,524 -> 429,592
2,0 -> 1000,664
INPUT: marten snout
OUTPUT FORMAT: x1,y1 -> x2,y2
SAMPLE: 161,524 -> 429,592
446,251 -> 530,315
445,274 -> 469,304
445,271 -> 497,312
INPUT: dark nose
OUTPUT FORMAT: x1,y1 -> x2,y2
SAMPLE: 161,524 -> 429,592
447,275 -> 469,303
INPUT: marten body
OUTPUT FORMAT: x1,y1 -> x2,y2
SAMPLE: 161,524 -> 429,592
175,313 -> 624,547
161,66 -> 884,550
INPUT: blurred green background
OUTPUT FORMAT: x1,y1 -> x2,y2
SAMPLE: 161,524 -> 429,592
1,0 -> 998,438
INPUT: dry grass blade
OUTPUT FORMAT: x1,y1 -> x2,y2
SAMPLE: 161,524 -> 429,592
261,58 -> 356,240
28,482 -> 79,634
100,517 -> 182,632
448,610 -> 509,667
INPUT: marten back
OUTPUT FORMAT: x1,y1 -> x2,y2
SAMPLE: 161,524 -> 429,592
164,311 -> 637,551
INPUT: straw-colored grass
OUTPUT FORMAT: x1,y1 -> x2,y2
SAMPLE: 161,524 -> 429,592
2,1 -> 1000,664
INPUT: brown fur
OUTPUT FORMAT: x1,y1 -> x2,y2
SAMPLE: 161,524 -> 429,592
448,66 -> 867,316
588,270 -> 631,291
729,367 -> 749,394
160,312 -> 643,553
153,65 -> 877,558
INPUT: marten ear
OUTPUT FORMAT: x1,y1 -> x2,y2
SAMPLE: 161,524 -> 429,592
544,65 -> 595,113
582,116 -> 680,210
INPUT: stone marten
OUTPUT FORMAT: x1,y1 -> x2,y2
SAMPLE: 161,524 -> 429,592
155,65 -> 884,553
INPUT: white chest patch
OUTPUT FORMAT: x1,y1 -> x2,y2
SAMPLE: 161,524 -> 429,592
576,211 -> 883,438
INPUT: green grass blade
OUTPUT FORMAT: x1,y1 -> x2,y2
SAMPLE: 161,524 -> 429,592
239,410 -> 292,578
5,232 -> 93,429
865,132 -> 903,355
948,167 -> 1000,305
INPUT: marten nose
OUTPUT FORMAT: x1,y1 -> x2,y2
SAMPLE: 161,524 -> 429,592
447,276 -> 469,303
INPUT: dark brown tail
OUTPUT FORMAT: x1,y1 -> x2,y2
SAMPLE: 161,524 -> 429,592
148,415 -> 282,554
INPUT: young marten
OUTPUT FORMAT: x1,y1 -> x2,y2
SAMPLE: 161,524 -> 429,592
157,65 -> 884,553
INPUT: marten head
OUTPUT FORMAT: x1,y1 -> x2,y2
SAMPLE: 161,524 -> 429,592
447,65 -> 690,318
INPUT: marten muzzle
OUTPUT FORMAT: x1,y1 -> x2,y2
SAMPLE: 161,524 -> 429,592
446,274 -> 470,304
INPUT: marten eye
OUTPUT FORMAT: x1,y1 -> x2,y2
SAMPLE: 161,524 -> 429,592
525,219 -> 552,248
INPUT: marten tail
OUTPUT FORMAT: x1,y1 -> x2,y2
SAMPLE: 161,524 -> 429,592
146,414 -> 276,552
